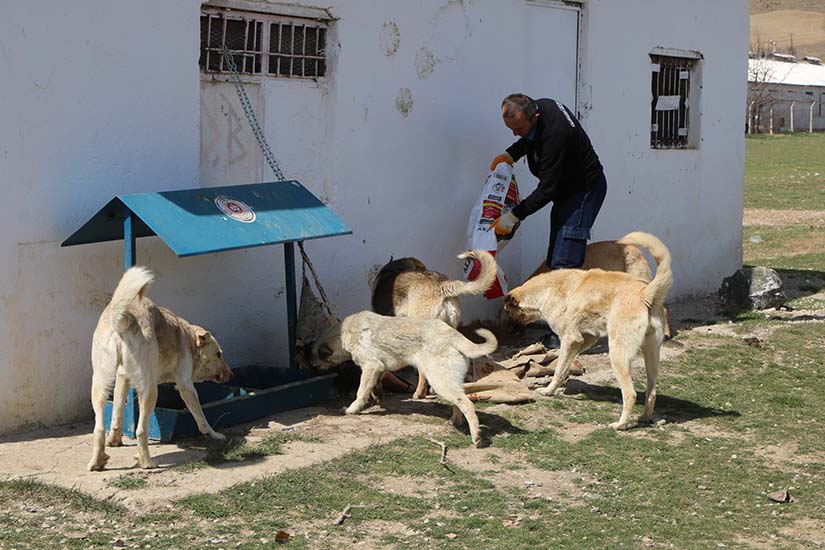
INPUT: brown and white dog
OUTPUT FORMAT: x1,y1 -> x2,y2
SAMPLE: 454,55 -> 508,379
505,232 -> 673,430
310,311 -> 497,446
371,251 -> 497,398
88,267 -> 232,471
529,239 -> 672,338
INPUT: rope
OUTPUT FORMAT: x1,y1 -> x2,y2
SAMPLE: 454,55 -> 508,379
298,241 -> 335,321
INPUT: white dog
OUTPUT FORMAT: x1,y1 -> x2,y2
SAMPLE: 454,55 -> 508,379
88,266 -> 232,471
310,311 -> 497,446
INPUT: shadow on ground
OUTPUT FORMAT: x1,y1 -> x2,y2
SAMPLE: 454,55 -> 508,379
562,379 -> 740,425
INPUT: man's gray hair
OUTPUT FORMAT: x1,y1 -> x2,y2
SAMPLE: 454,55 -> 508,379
502,94 -> 538,118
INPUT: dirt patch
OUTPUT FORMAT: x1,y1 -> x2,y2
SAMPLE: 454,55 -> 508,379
744,208 -> 825,228
781,519 -> 825,548
755,442 -> 825,468
678,421 -> 753,441
361,473 -> 443,499
359,519 -> 419,539
286,518 -> 420,550
447,446 -> 591,504
554,422 -> 602,443
0,402 -> 438,513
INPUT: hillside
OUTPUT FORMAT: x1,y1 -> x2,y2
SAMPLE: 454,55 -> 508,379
751,3 -> 825,60
751,0 -> 825,15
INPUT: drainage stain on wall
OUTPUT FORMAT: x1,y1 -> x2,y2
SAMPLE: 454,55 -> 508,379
415,47 -> 436,79
396,88 -> 414,117
379,22 -> 400,57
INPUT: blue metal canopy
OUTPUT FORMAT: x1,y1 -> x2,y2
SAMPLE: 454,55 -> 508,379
63,180 -> 351,372
62,181 -> 351,255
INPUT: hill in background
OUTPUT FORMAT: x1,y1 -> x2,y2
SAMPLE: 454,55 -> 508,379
751,1 -> 825,60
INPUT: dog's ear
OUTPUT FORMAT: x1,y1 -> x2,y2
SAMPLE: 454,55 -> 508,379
504,294 -> 518,309
196,329 -> 212,347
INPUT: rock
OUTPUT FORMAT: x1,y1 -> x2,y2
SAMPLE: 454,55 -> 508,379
767,489 -> 792,503
719,267 -> 786,310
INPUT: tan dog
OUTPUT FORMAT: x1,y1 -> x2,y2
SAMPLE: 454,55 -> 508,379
529,239 -> 672,338
504,232 -> 673,429
310,311 -> 497,446
371,251 -> 497,398
88,267 -> 232,471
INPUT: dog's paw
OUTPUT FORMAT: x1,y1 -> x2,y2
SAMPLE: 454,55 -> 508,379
609,421 -> 632,431
137,457 -> 159,469
106,432 -> 123,447
343,403 -> 361,414
535,386 -> 557,397
87,453 -> 110,472
473,437 -> 490,449
207,430 -> 226,441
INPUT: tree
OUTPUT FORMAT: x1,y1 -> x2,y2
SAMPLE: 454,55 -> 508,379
748,29 -> 784,133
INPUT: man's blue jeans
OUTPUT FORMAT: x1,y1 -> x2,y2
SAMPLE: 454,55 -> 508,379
545,173 -> 607,269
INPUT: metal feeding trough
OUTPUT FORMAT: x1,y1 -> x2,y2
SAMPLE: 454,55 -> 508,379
62,181 -> 351,441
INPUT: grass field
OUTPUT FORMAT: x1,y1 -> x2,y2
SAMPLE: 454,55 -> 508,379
1,135 -> 824,548
744,133 -> 825,211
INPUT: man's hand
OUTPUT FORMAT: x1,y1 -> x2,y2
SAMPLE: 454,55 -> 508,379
490,152 -> 514,171
490,210 -> 519,236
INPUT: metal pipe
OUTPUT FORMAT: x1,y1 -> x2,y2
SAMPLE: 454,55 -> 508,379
748,101 -> 754,134
810,101 -> 816,133
790,101 -> 796,132
284,241 -> 297,369
769,107 -> 774,134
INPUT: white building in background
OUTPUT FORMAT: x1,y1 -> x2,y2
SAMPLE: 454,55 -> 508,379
748,56 -> 825,133
0,0 -> 749,434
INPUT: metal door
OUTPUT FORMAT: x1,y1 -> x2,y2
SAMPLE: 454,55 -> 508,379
517,2 -> 580,277
200,81 -> 264,187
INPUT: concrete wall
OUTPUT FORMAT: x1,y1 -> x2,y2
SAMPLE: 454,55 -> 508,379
0,0 -> 203,433
752,84 -> 825,132
0,0 -> 749,434
577,0 -> 749,298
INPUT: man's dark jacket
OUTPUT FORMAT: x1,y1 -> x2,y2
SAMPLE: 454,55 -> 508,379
507,98 -> 604,220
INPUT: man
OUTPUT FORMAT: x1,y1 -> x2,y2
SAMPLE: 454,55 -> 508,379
490,94 -> 607,347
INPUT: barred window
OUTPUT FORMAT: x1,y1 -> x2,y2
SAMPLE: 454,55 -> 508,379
200,8 -> 327,79
650,54 -> 697,149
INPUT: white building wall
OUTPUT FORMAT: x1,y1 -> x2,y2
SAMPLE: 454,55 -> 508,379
578,0 -> 749,298
0,0 -> 749,434
758,84 -> 825,132
0,0 -> 203,433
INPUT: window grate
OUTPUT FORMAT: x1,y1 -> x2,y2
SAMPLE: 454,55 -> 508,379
650,55 -> 695,149
199,8 -> 327,80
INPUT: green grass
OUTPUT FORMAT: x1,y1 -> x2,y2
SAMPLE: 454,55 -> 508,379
0,479 -> 125,515
107,474 -> 147,490
745,133 -> 825,210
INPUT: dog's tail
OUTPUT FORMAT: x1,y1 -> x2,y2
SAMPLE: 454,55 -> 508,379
455,328 -> 498,359
616,232 -> 673,308
108,266 -> 155,333
439,250 -> 497,298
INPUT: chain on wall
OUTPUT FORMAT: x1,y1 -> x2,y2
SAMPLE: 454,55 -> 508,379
220,45 -> 287,182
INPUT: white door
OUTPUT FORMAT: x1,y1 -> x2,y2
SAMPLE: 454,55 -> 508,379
199,81 -> 264,187
516,2 -> 579,278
